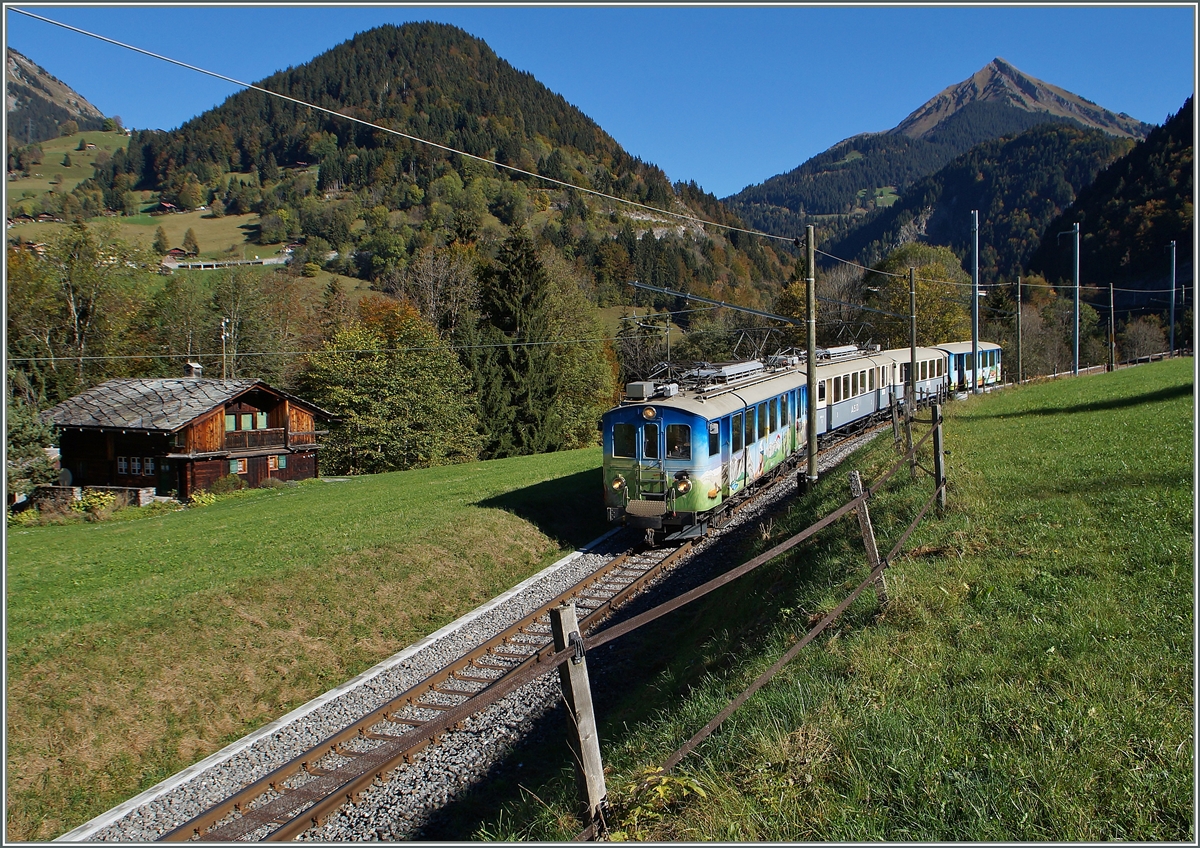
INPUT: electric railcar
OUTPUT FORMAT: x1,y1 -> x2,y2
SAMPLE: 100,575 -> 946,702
602,341 -> 1001,542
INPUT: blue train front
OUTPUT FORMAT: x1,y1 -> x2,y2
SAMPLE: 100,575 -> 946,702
602,357 -> 808,542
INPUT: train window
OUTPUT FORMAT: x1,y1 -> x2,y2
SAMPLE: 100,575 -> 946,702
869,368 -> 875,391
833,377 -> 841,403
644,423 -> 659,459
732,413 -> 744,452
709,423 -> 720,456
901,363 -> 909,384
938,359 -> 944,377
666,424 -> 691,460
758,403 -> 768,439
745,407 -> 756,443
860,370 -> 867,394
851,371 -> 858,396
613,423 -> 636,458
818,381 -> 826,403
769,399 -> 778,433
843,374 -> 851,400
918,361 -> 926,381
781,395 -> 790,427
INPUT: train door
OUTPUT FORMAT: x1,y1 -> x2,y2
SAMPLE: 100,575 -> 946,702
639,420 -> 665,494
729,411 -> 745,495
815,378 -> 828,435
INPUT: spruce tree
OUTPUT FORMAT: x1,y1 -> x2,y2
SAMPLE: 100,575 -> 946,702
182,228 -> 199,256
471,230 -> 565,458
153,226 -> 170,255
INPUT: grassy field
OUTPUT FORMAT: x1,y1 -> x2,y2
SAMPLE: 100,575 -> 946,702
7,130 -> 132,211
4,448 -> 608,840
438,359 -> 1191,841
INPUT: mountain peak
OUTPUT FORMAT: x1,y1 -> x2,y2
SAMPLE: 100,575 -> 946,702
891,58 -> 1151,140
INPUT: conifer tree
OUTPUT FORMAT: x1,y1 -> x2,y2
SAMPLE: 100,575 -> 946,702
182,228 -> 199,256
153,226 -> 170,255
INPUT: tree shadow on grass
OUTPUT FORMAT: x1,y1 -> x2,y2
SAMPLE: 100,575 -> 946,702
477,468 -> 609,551
968,383 -> 1192,420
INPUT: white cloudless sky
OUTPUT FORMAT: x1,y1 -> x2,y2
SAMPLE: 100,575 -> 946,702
5,3 -> 1196,198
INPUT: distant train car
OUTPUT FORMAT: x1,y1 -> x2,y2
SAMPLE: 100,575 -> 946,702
875,346 -> 951,404
935,341 -> 1002,391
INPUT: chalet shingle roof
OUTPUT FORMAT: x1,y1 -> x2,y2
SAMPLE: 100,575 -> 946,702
45,379 -> 264,431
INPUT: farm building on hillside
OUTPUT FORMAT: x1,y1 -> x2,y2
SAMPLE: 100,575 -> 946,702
42,367 -> 333,500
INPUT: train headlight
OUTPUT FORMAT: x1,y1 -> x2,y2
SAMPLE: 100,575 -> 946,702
642,406 -> 656,420
611,474 -> 626,491
673,471 -> 691,495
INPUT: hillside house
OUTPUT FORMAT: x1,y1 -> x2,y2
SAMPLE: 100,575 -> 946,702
42,367 -> 333,500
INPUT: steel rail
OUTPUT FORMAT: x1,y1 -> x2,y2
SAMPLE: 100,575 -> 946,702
161,542 -> 695,841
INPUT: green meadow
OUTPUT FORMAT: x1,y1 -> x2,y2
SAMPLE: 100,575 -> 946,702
458,359 -> 1193,842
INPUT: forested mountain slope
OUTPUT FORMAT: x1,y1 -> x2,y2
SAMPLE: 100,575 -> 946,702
824,122 -> 1135,284
5,47 -> 107,144
1028,97 -> 1193,305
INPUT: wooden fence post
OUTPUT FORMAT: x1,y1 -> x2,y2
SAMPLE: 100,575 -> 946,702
848,471 -> 888,604
932,403 -> 946,511
549,603 -> 607,833
890,398 -> 901,448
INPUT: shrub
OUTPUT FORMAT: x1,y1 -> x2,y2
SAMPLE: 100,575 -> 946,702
189,491 -> 217,507
258,476 -> 294,489
73,489 -> 117,522
208,474 -> 246,495
7,507 -> 40,528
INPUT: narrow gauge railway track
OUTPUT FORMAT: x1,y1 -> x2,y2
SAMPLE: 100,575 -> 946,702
157,423 -> 890,843
163,543 -> 699,842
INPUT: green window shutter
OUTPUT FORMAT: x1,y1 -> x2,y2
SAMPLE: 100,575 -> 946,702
277,455 -> 287,469
256,411 -> 268,429
241,413 -> 253,430
225,414 -> 235,431
229,459 -> 239,473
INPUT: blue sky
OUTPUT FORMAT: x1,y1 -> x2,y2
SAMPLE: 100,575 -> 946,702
5,3 -> 1195,198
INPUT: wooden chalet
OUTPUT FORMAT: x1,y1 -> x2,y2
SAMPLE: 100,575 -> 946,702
43,369 -> 333,500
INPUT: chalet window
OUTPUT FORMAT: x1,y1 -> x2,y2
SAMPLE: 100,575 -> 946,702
225,414 -> 236,431
268,455 -> 278,471
229,458 -> 247,474
144,457 -> 155,476
117,456 -> 128,474
131,456 -> 142,475
277,455 -> 286,469
241,413 -> 253,431
257,411 -> 268,429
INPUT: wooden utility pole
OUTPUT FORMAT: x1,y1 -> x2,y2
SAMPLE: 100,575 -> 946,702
932,403 -> 946,511
849,471 -> 888,604
549,603 -> 607,832
1016,276 -> 1022,384
971,210 -> 980,394
805,225 -> 819,491
908,267 -> 917,407
1108,280 -> 1116,372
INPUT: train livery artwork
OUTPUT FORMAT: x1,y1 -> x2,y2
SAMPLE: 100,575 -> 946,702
602,341 -> 1002,542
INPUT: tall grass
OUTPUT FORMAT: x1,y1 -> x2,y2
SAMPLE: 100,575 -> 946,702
465,359 -> 1193,842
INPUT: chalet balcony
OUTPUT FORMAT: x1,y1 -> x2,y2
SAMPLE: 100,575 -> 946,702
224,428 -> 286,451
